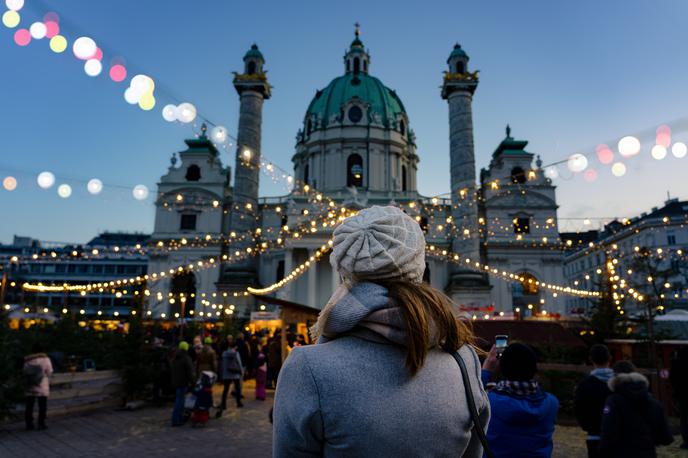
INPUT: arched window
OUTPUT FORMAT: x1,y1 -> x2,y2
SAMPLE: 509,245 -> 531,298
348,106 -> 363,123
456,62 -> 465,74
306,119 -> 312,135
171,272 -> 196,317
347,154 -> 363,187
399,120 -> 406,136
363,60 -> 367,72
185,164 -> 201,181
401,165 -> 408,191
304,164 -> 309,185
513,217 -> 530,234
353,57 -> 360,74
346,60 -> 350,72
276,260 -> 285,282
511,167 -> 526,184
247,61 -> 256,75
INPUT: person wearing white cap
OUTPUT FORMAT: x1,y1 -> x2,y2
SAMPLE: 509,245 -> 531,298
273,206 -> 490,457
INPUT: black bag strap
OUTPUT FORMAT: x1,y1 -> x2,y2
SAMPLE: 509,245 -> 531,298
449,350 -> 493,458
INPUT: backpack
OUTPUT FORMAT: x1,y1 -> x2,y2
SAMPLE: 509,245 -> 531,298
23,363 -> 44,388
224,351 -> 242,375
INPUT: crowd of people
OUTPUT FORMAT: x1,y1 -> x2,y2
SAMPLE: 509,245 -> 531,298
17,206 -> 688,458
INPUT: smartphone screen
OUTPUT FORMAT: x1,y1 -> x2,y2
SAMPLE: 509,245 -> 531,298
495,335 -> 508,356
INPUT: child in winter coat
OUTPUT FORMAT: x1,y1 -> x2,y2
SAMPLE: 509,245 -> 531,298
23,343 -> 54,430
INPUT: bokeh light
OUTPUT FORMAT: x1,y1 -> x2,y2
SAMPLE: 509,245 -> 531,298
567,153 -> 588,173
611,162 -> 627,177
162,104 -> 177,122
109,64 -> 127,82
595,144 -> 614,164
132,184 -> 149,200
177,102 -> 197,123
6,0 -> 24,11
43,12 -> 59,23
84,59 -> 102,77
656,125 -> 671,148
124,87 -> 139,104
583,169 -> 598,182
49,35 -> 67,53
13,28 -> 31,46
37,171 -> 55,189
211,125 -> 228,143
57,184 -> 72,198
93,48 -> 103,61
29,21 -> 46,39
44,20 -> 58,38
672,142 -> 687,158
87,178 -> 103,195
650,145 -> 667,161
544,166 -> 558,179
3,176 -> 17,191
73,36 -> 97,60
2,10 -> 20,28
618,136 -> 640,157
138,92 -> 156,111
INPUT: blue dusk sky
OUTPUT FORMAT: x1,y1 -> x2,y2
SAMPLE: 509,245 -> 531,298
1,0 -> 687,244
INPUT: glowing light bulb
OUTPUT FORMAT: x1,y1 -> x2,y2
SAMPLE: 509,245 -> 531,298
57,184 -> 72,198
138,92 -> 156,111
87,178 -> 103,195
210,125 -> 227,143
109,64 -> 127,82
176,102 -> 196,123
84,58 -> 102,77
132,184 -> 149,200
651,145 -> 667,160
671,142 -> 687,158
6,0 -> 24,11
618,136 -> 640,157
544,166 -> 558,179
2,10 -> 20,28
49,35 -> 67,53
162,104 -> 177,122
73,36 -> 97,60
37,171 -> 55,189
567,153 -> 588,173
611,162 -> 626,177
29,21 -> 46,39
3,176 -> 17,191
13,28 -> 30,46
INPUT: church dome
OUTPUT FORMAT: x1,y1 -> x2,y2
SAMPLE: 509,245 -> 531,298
305,73 -> 406,129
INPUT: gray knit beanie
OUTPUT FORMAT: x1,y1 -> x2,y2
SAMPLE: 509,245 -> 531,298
330,206 -> 426,283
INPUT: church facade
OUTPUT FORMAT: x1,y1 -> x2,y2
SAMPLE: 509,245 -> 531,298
146,32 -> 566,319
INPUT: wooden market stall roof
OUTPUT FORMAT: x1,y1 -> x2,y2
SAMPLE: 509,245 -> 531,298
250,294 -> 321,317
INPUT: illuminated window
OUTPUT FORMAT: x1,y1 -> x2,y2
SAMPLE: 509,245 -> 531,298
514,217 -> 530,234
347,154 -> 363,187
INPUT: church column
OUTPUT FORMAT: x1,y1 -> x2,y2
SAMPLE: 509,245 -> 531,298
220,45 -> 271,289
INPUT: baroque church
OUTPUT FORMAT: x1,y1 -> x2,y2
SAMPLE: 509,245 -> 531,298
146,29 -> 565,319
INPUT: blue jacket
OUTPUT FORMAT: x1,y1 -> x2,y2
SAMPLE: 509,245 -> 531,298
482,370 -> 559,458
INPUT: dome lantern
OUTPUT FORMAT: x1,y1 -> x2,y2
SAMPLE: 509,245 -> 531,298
344,22 -> 370,75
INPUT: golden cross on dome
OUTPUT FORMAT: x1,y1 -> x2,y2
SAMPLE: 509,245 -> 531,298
354,22 -> 360,38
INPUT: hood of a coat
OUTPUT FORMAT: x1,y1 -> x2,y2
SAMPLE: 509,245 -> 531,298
608,371 -> 650,403
492,391 -> 552,425
24,352 -> 48,363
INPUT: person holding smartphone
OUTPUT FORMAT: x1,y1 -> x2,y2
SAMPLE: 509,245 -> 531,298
481,342 -> 559,457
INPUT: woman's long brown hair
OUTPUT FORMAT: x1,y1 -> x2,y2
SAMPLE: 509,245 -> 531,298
375,280 -> 475,376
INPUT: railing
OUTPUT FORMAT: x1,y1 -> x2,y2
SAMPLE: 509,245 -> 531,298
47,370 -> 123,416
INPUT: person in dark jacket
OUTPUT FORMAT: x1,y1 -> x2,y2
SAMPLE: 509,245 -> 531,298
574,344 -> 614,458
599,360 -> 673,457
236,333 -> 251,380
670,347 -> 688,449
266,335 -> 282,389
482,342 -> 559,458
171,341 -> 195,426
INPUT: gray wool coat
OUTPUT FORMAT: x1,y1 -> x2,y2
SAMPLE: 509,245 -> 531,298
272,283 -> 490,458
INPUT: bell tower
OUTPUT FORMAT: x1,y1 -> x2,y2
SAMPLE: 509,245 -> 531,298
219,44 -> 271,292
344,23 -> 370,74
441,43 -> 491,307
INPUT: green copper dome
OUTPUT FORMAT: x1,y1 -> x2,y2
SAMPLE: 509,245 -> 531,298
244,44 -> 263,60
447,43 -> 468,62
305,73 -> 406,128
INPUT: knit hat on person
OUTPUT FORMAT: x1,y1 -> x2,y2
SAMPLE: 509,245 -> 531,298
178,341 -> 189,351
330,206 -> 426,283
204,336 -> 213,345
499,343 -> 538,381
